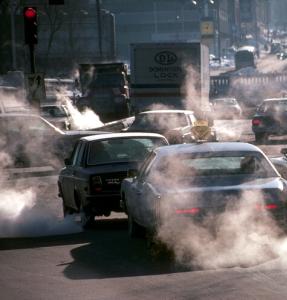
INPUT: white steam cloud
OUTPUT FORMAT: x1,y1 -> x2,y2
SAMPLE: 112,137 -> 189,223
148,154 -> 287,269
0,174 -> 82,238
0,89 -> 83,238
56,90 -> 104,130
157,191 -> 287,269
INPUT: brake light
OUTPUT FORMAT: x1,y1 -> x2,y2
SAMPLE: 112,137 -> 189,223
256,203 -> 278,211
176,208 -> 201,215
91,176 -> 102,192
252,119 -> 262,126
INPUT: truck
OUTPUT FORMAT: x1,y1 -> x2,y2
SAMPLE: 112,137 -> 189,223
76,63 -> 130,122
129,42 -> 210,116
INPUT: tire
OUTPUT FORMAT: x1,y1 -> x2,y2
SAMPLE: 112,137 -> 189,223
128,214 -> 145,238
75,192 -> 95,229
79,204 -> 95,229
255,133 -> 268,144
63,202 -> 73,218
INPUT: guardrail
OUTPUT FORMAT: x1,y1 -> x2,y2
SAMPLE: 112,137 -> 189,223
210,73 -> 287,97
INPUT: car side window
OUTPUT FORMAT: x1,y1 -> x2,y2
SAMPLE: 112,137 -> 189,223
188,114 -> 196,125
72,142 -> 83,166
137,152 -> 156,181
75,142 -> 85,166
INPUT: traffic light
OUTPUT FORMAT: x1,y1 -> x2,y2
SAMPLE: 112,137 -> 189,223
23,7 -> 38,45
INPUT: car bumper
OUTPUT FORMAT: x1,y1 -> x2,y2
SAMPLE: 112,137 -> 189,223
86,193 -> 122,214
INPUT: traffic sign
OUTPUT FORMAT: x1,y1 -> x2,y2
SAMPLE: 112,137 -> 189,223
25,73 -> 46,108
200,20 -> 214,37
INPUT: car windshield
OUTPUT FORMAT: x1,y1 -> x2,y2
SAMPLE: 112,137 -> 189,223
45,80 -> 74,93
90,73 -> 126,88
129,113 -> 187,132
259,100 -> 287,112
214,99 -> 236,106
87,137 -> 166,165
41,106 -> 68,117
154,151 -> 277,178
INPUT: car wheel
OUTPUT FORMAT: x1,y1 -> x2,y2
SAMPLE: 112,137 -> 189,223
128,214 -> 145,238
79,204 -> 95,229
63,202 -> 73,218
255,133 -> 268,144
75,192 -> 95,229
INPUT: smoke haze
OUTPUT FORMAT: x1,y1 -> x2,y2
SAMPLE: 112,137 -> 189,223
0,89 -> 85,238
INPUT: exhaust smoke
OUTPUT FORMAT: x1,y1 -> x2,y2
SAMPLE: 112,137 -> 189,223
0,90 -> 83,238
152,156 -> 287,269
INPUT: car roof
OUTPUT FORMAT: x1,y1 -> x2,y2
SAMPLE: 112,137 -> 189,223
263,98 -> 287,102
80,132 -> 168,142
40,104 -> 65,107
213,98 -> 236,101
64,130 -> 108,136
154,142 -> 263,157
0,112 -> 43,118
138,109 -> 194,115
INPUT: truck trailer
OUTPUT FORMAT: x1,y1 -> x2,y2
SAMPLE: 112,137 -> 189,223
130,42 -> 210,115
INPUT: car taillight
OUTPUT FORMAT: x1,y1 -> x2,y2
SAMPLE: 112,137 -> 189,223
91,176 -> 102,192
176,208 -> 201,215
252,118 -> 262,126
255,203 -> 278,211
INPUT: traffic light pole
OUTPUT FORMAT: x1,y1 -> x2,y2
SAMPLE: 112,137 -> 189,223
29,43 -> 36,73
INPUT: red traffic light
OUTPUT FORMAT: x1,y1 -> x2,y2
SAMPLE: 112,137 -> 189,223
24,7 -> 37,19
23,7 -> 38,44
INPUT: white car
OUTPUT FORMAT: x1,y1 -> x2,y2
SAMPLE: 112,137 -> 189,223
121,142 -> 287,238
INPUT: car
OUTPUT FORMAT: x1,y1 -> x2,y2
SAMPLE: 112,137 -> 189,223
126,109 -> 216,144
0,86 -> 30,113
0,113 -> 105,168
58,132 -> 169,228
0,113 -> 66,168
269,148 -> 287,180
252,98 -> 287,143
40,104 -> 72,130
211,97 -> 242,119
121,142 -> 287,238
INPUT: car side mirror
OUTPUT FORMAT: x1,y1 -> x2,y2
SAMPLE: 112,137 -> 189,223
64,158 -> 72,165
281,148 -> 287,157
127,168 -> 138,178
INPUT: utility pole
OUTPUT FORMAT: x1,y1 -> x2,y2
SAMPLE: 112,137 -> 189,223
10,0 -> 17,70
96,0 -> 103,60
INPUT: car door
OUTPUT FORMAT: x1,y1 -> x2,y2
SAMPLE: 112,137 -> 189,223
60,141 -> 84,209
72,141 -> 89,204
129,153 -> 157,227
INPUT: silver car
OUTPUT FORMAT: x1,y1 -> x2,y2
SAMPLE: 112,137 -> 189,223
121,142 -> 287,237
212,98 -> 242,119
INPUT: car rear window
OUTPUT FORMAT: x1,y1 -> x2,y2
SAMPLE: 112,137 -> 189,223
87,137 -> 166,165
155,152 -> 277,178
259,101 -> 287,112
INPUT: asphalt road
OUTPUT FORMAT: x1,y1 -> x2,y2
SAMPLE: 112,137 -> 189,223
2,118 -> 287,300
